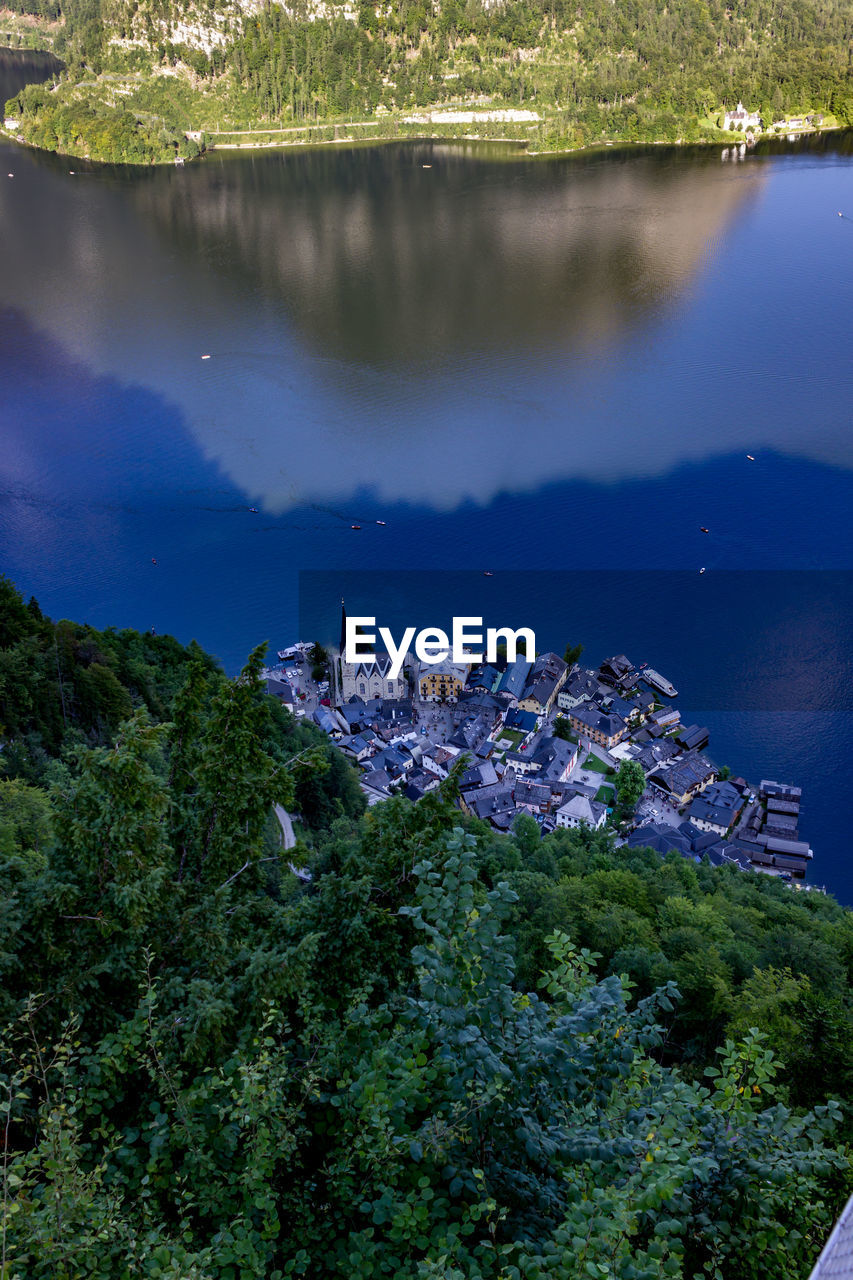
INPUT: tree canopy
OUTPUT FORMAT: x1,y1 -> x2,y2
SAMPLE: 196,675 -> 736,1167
1,577 -> 852,1276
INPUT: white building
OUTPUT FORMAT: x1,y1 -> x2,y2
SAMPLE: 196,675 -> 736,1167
723,101 -> 761,131
555,794 -> 607,831
340,652 -> 409,702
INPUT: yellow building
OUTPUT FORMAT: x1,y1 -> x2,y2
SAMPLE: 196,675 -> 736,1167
418,660 -> 469,702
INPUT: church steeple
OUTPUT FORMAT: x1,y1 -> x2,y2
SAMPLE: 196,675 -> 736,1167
339,597 -> 347,655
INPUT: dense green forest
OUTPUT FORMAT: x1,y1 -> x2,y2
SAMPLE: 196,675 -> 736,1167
2,574 -> 853,1276
3,0 -> 853,161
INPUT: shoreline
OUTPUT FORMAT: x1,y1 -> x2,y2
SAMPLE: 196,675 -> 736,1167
1,115 -> 846,167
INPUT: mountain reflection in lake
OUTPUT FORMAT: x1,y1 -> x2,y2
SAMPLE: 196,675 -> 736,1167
0,137 -> 797,512
127,143 -> 764,362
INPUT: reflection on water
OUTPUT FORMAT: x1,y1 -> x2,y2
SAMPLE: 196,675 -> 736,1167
129,143 -> 763,361
1,134 -> 852,516
0,46 -> 63,105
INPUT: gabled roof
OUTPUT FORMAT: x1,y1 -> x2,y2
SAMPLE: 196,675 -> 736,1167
557,793 -> 605,826
460,761 -> 499,791
467,664 -> 501,691
651,752 -> 716,796
626,823 -> 694,857
521,653 -> 567,704
688,798 -> 735,828
497,659 -> 533,698
678,724 -> 710,751
265,677 -> 294,699
564,668 -> 605,697
571,701 -> 627,738
361,768 -> 393,794
504,706 -> 538,733
515,779 -> 551,806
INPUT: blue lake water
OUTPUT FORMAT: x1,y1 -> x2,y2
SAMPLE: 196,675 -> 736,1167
1,50 -> 852,895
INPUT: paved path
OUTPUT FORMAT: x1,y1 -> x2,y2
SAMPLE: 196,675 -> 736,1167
274,804 -> 295,850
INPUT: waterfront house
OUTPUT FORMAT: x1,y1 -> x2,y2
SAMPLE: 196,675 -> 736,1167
687,780 -> 745,835
648,706 -> 680,731
599,654 -> 638,691
760,780 -> 802,803
764,813 -> 799,837
766,796 -> 800,817
678,724 -> 710,753
723,101 -> 762,131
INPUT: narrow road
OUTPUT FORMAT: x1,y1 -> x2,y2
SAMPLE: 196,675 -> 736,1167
274,804 -> 295,850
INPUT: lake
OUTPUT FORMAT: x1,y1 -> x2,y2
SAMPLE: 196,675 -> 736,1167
2,48 -> 852,897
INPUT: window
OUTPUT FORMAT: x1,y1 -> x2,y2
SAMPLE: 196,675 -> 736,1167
359,683 -> 366,695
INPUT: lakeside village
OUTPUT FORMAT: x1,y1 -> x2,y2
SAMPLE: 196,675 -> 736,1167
264,624 -> 814,885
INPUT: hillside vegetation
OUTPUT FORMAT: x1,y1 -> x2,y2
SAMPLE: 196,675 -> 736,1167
2,575 -> 853,1276
3,0 -> 853,160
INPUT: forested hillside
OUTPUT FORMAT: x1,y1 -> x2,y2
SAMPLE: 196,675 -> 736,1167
2,576 -> 853,1277
3,0 -> 853,161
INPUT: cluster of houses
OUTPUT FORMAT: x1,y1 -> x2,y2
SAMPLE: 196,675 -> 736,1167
266,634 -> 814,884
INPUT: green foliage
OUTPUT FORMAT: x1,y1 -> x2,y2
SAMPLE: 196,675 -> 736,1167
8,0 -> 852,160
1,581 -> 853,1273
2,830 -> 850,1277
614,758 -> 645,820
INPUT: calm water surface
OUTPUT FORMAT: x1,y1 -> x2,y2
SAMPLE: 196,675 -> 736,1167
1,46 -> 852,895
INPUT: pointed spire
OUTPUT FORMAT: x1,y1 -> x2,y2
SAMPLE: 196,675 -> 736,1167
340,597 -> 347,656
